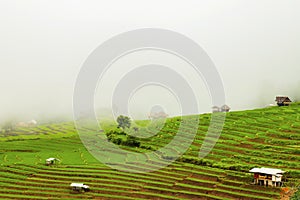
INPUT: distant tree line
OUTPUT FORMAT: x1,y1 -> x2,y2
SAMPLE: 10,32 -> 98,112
0,120 -> 15,133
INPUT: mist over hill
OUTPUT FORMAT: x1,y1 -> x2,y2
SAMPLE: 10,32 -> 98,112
0,0 -> 299,123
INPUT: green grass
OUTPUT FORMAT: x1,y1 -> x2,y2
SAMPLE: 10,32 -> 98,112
0,103 -> 300,199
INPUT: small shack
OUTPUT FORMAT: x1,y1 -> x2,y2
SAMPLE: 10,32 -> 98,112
221,105 -> 230,112
70,183 -> 90,192
45,158 -> 60,166
275,96 -> 292,106
249,167 -> 285,187
148,111 -> 168,120
28,120 -> 37,127
212,106 -> 220,113
16,122 -> 28,127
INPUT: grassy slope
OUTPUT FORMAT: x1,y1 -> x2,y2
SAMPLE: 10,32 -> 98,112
0,103 -> 299,199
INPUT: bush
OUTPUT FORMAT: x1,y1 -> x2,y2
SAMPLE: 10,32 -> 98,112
106,129 -> 140,147
140,145 -> 154,150
122,136 -> 140,147
291,188 -> 300,200
179,156 -> 214,167
111,137 -> 123,145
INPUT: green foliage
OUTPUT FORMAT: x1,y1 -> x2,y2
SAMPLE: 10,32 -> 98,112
122,135 -> 141,147
291,188 -> 300,200
179,156 -> 214,167
106,129 -> 140,147
116,115 -> 131,130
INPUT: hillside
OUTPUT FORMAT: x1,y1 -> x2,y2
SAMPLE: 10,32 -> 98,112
0,103 -> 299,199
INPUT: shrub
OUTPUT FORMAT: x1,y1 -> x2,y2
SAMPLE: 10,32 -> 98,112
106,129 -> 141,147
140,145 -> 154,150
291,188 -> 300,200
122,136 -> 141,147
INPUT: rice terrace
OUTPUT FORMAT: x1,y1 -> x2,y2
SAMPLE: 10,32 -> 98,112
0,102 -> 299,199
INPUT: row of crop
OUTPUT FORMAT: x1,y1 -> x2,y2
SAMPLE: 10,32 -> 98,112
0,167 -> 182,199
13,166 -> 189,199
28,164 -> 274,200
0,161 -> 284,200
12,165 -> 184,184
187,136 -> 299,166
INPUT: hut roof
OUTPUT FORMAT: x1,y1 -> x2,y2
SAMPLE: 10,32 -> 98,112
70,183 -> 84,187
275,96 -> 291,103
149,111 -> 168,118
28,120 -> 37,124
249,167 -> 285,175
46,158 -> 60,162
221,105 -> 230,109
70,183 -> 89,188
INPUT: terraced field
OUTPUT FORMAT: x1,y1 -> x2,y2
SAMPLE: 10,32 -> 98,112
0,103 -> 299,199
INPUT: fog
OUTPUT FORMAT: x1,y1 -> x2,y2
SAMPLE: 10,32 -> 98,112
0,0 -> 299,123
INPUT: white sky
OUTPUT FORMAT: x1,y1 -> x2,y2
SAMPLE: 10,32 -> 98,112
0,0 -> 299,121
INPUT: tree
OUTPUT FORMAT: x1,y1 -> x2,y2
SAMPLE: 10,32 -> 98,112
116,115 -> 131,130
1,120 -> 15,133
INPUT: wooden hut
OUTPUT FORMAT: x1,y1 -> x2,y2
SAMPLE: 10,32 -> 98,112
148,111 -> 168,120
70,183 -> 90,192
212,106 -> 220,113
275,96 -> 292,106
27,120 -> 37,127
45,158 -> 60,166
221,105 -> 230,112
249,167 -> 285,187
16,122 -> 28,127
